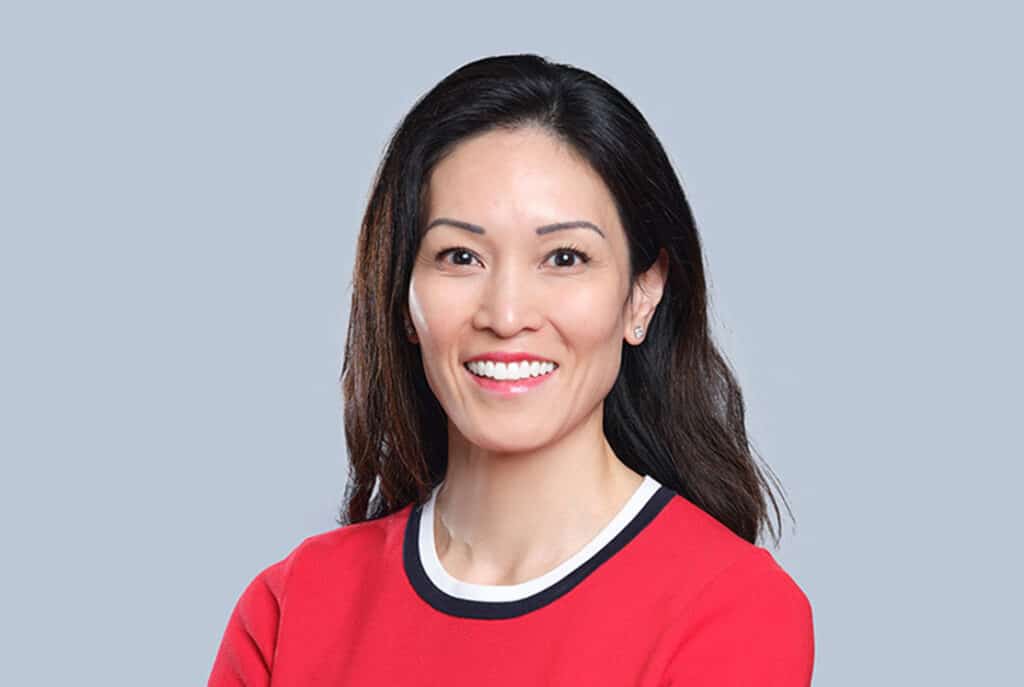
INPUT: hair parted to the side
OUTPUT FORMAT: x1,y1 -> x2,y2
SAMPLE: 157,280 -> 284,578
339,53 -> 794,547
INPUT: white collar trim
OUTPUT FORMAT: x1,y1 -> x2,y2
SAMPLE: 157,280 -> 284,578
418,474 -> 664,602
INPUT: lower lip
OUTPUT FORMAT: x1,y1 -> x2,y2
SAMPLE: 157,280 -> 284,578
464,364 -> 558,396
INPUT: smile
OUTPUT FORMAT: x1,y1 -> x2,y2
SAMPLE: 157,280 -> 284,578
463,361 -> 558,396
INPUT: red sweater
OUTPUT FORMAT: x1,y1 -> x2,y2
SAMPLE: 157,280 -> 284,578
208,475 -> 815,685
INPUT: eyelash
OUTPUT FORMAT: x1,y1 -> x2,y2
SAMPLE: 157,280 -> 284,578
435,244 -> 592,269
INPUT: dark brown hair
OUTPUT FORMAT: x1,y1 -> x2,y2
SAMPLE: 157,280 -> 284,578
338,53 -> 793,546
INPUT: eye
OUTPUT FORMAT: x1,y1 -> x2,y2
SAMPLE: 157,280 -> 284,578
435,247 -> 482,268
546,244 -> 592,268
434,245 -> 592,270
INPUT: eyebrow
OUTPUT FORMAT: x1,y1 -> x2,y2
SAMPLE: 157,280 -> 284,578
423,217 -> 606,239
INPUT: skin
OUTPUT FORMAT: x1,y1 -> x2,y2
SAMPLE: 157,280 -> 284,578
406,125 -> 669,586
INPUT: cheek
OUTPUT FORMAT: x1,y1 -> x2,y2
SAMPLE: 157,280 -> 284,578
408,274 -> 472,347
557,288 -> 624,345
555,287 -> 626,388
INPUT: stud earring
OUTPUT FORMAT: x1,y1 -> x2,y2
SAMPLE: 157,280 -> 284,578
633,325 -> 644,340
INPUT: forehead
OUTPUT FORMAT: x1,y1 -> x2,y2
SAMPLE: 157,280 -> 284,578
423,127 -> 620,237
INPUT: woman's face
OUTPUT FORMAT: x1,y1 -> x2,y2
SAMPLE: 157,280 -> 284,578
408,126 -> 663,453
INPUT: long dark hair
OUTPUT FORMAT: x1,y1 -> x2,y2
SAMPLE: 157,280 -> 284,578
339,53 -> 793,546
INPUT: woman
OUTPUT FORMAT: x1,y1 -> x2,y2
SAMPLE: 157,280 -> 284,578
209,53 -> 814,686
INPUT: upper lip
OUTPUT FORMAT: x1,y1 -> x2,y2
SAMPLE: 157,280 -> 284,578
464,351 -> 558,365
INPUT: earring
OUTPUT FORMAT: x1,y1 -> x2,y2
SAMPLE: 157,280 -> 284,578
633,325 -> 644,340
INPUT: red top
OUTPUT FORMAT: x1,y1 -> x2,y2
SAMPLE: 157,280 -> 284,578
209,475 -> 815,686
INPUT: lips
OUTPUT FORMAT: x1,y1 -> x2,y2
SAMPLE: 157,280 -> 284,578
464,350 -> 557,365
463,360 -> 558,396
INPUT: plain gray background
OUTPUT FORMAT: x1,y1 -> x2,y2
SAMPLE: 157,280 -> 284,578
2,1 -> 1020,684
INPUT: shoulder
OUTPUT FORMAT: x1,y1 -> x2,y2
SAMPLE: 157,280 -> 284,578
659,546 -> 815,685
648,491 -> 813,635
650,492 -> 777,589
652,495 -> 815,685
691,545 -> 813,628
209,508 -> 409,684
239,503 -> 412,608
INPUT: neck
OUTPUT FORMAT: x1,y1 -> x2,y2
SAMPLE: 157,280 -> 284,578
434,414 -> 645,586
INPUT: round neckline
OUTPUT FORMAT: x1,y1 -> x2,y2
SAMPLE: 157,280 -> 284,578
402,474 -> 677,619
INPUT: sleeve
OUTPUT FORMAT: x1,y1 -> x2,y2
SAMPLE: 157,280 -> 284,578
660,547 -> 815,687
207,557 -> 291,687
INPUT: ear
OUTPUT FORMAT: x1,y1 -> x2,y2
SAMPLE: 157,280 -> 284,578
624,247 -> 669,345
404,309 -> 419,344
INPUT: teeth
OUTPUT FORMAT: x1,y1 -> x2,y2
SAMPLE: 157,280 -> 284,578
465,360 -> 557,381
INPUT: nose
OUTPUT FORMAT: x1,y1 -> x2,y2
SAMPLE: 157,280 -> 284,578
471,262 -> 545,337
